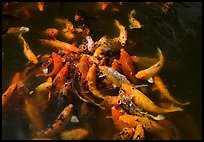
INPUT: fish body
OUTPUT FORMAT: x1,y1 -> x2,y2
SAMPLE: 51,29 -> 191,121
121,84 -> 183,114
135,48 -> 164,83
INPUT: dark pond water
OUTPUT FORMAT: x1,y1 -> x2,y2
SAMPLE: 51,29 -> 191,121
2,2 -> 202,140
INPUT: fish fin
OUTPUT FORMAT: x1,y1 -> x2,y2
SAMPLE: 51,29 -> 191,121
147,77 -> 154,83
112,84 -> 117,89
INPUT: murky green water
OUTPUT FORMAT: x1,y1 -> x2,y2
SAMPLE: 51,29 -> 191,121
2,2 -> 202,140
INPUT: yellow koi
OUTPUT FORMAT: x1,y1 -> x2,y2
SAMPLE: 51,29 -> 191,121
114,19 -> 127,46
135,48 -> 164,83
128,10 -> 143,29
121,84 -> 183,114
153,75 -> 190,106
18,34 -> 38,64
87,64 -> 107,99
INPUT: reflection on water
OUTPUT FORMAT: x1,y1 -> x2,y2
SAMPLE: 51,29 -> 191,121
2,2 -> 202,140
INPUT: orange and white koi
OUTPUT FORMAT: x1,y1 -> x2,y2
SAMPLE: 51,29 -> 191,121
128,10 -> 143,29
43,52 -> 64,77
99,66 -> 131,88
87,64 -> 107,99
35,104 -> 74,138
18,34 -> 39,64
121,84 -> 183,114
114,20 -> 127,46
135,48 -> 164,83
40,39 -> 80,53
119,48 -> 137,83
153,75 -> 190,106
5,26 -> 29,35
85,35 -> 95,52
60,128 -> 89,140
37,2 -> 44,12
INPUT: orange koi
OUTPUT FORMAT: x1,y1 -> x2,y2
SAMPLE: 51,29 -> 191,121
114,20 -> 127,46
119,48 -> 137,83
119,114 -> 171,140
121,84 -> 183,114
114,127 -> 134,140
44,52 -> 64,77
93,44 -> 111,58
99,66 -> 131,88
35,104 -> 74,138
135,48 -> 164,83
18,34 -> 38,64
40,39 -> 80,53
53,63 -> 69,92
153,75 -> 190,106
37,2 -> 44,12
111,106 -> 126,130
77,54 -> 90,80
111,59 -> 121,71
87,64 -> 107,99
2,84 -> 17,109
60,128 -> 89,140
132,123 -> 145,140
43,28 -> 59,37
2,72 -> 21,109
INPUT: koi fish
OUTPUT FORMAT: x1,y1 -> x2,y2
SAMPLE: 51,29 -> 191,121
35,77 -> 53,96
114,127 -> 135,140
121,84 -> 183,114
43,28 -> 59,37
128,10 -> 143,29
131,55 -> 158,70
153,75 -> 190,106
35,104 -> 74,138
40,39 -> 80,53
135,48 -> 164,83
2,72 -> 21,109
77,54 -> 90,80
2,83 -> 17,109
43,52 -> 64,77
37,2 -> 44,12
93,44 -> 111,58
99,66 -> 131,88
85,35 -> 95,52
119,114 -> 172,140
114,20 -> 127,46
119,48 -> 137,83
87,64 -> 107,99
4,26 -> 29,35
60,128 -> 89,140
111,59 -> 121,71
53,63 -> 69,92
18,34 -> 38,64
